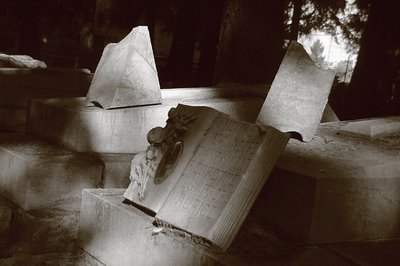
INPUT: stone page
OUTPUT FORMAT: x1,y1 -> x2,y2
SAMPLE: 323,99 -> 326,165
256,41 -> 335,142
156,114 -> 290,251
123,105 -> 220,213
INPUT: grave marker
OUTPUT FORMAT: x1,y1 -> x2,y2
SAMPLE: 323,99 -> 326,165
86,26 -> 162,109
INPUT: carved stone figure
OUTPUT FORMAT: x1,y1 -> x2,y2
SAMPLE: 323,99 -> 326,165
125,107 -> 197,202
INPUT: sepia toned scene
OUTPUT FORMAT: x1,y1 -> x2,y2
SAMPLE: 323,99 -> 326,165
0,0 -> 399,265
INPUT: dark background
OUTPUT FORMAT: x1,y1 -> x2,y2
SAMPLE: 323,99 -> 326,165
0,0 -> 399,120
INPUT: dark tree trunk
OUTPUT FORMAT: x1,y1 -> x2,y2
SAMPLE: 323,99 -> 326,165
346,0 -> 400,119
198,0 -> 225,85
78,0 -> 97,71
289,0 -> 302,41
214,0 -> 286,84
18,0 -> 41,58
165,0 -> 200,85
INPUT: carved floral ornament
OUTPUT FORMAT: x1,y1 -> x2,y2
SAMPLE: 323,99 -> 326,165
129,107 -> 197,201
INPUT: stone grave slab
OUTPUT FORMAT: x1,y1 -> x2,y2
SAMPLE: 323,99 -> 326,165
77,189 -> 351,266
0,68 -> 92,131
27,85 -> 266,153
0,133 -> 103,210
263,118 -> 400,244
339,116 -> 400,139
86,26 -> 162,109
123,104 -> 290,251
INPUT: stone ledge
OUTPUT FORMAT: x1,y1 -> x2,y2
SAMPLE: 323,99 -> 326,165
265,118 -> 400,244
0,133 -> 103,210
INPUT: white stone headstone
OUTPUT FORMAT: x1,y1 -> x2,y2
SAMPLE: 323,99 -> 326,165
86,26 -> 162,109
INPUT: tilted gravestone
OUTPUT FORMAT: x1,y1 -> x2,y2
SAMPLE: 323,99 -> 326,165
86,26 -> 162,109
123,41 -> 335,251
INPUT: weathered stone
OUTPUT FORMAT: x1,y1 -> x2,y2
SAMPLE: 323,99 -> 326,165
77,189 -> 351,266
263,118 -> 400,244
339,116 -> 400,139
0,197 -> 12,234
0,133 -> 103,210
124,104 -> 290,251
256,41 -> 335,142
0,53 -> 46,68
85,26 -> 162,109
27,86 -> 266,153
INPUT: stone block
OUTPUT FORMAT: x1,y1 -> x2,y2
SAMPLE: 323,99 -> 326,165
0,68 -> 92,131
27,86 -> 266,153
0,133 -> 103,210
263,118 -> 400,244
77,189 -> 350,266
0,197 -> 12,234
77,189 -> 216,266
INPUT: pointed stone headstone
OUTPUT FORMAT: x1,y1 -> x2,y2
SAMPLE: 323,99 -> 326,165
86,26 -> 162,109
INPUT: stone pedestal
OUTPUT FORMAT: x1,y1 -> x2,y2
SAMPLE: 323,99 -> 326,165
0,133 -> 103,210
265,118 -> 400,244
77,189 -> 349,266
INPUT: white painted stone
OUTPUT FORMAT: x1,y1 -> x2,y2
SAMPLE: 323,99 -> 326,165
27,86 -> 266,153
263,119 -> 400,244
0,133 -> 103,210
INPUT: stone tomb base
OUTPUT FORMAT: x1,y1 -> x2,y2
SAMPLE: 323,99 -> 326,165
77,189 -> 349,266
265,118 -> 400,244
27,86 -> 266,153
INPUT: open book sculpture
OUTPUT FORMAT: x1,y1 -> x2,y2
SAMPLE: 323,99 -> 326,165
124,41 -> 335,251
86,26 -> 162,109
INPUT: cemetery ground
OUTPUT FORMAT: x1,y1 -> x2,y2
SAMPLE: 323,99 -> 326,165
1,182 -> 400,265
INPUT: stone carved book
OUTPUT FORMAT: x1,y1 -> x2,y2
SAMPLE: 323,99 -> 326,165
124,104 -> 290,251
